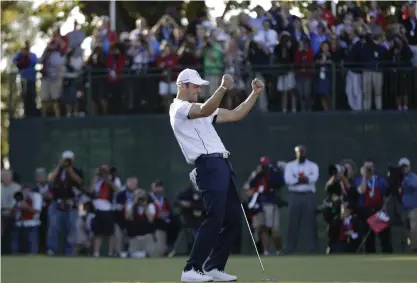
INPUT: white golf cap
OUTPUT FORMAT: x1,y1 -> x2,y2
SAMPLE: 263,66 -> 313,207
176,68 -> 209,86
398,157 -> 410,167
62,150 -> 75,160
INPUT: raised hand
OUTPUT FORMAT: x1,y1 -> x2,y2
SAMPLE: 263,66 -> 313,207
251,78 -> 264,95
221,74 -> 234,90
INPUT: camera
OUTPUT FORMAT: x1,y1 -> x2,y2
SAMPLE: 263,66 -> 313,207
62,158 -> 72,168
14,191 -> 24,202
387,165 -> 405,198
328,164 -> 348,177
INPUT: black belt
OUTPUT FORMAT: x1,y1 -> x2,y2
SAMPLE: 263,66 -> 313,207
197,152 -> 229,161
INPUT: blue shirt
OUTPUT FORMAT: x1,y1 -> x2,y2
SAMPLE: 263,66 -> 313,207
310,33 -> 329,55
402,172 -> 417,210
13,52 -> 38,81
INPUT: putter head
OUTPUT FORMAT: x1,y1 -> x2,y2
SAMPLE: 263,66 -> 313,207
261,277 -> 277,282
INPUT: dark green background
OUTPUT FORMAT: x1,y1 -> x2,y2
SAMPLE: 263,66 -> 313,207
9,112 -> 417,253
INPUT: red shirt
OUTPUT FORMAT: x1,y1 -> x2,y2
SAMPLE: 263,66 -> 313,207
106,54 -> 126,83
156,54 -> 179,82
96,182 -> 113,201
321,9 -> 336,29
294,48 -> 314,77
22,199 -> 35,220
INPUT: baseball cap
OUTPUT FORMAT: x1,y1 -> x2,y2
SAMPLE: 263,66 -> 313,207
398,157 -> 410,167
260,156 -> 270,166
62,150 -> 75,160
176,68 -> 209,86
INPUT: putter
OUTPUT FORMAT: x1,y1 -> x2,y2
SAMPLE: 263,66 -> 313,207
239,204 -> 277,282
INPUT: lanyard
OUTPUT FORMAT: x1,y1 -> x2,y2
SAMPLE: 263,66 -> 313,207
366,176 -> 376,198
150,192 -> 164,208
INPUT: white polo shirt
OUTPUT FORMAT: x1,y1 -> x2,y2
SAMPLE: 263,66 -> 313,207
284,159 -> 319,193
169,98 -> 228,164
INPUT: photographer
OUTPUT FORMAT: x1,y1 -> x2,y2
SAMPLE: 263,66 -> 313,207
322,162 -> 360,253
247,156 -> 285,255
326,202 -> 361,254
356,159 -> 392,253
47,151 -> 84,255
398,158 -> 417,253
12,41 -> 38,117
11,187 -> 42,254
90,163 -> 120,257
325,161 -> 359,212
126,189 -> 157,258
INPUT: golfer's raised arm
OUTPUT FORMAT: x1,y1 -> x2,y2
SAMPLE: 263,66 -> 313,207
187,74 -> 234,119
215,78 -> 265,124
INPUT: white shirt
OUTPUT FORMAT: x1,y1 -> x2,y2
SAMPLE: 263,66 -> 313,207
169,98 -> 228,164
284,159 -> 319,193
254,29 -> 278,54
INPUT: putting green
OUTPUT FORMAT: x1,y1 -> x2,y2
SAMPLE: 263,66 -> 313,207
1,255 -> 416,283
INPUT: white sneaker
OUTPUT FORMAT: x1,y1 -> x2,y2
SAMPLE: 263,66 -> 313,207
181,268 -> 213,282
204,269 -> 237,282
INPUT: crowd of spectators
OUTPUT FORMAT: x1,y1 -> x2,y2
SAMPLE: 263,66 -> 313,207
11,1 -> 417,117
2,148 -> 416,257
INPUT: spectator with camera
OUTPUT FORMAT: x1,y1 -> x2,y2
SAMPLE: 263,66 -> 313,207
283,145 -> 319,254
90,163 -> 120,257
399,158 -> 417,253
11,186 -> 42,254
125,188 -> 157,258
355,159 -> 392,253
47,150 -> 83,255
247,156 -> 285,255
13,41 -> 38,117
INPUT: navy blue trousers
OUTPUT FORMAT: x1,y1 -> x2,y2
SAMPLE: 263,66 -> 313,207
184,156 -> 242,272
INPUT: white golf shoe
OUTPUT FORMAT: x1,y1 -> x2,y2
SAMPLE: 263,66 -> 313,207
181,268 -> 214,282
204,269 -> 237,282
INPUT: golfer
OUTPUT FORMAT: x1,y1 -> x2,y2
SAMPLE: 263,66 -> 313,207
169,68 -> 264,282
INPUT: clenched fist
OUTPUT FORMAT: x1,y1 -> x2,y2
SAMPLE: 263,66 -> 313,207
251,78 -> 264,94
221,74 -> 234,90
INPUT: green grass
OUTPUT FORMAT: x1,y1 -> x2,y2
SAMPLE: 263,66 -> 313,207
1,255 -> 417,283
